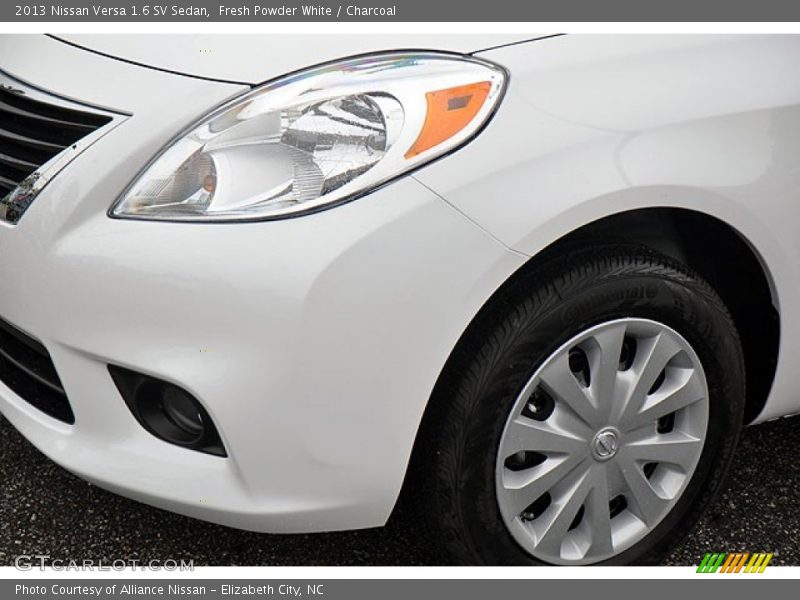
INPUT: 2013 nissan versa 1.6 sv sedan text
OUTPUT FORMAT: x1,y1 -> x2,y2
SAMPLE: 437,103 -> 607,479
0,34 -> 797,565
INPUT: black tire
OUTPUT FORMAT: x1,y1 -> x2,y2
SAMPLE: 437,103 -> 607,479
413,244 -> 745,565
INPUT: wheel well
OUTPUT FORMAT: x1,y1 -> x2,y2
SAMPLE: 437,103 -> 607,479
561,208 -> 778,424
398,207 -> 778,521
415,206 -> 777,450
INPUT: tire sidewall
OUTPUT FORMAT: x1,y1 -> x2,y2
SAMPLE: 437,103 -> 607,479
453,254 -> 744,565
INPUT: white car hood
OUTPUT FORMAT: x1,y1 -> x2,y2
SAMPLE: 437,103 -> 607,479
53,34 -> 543,85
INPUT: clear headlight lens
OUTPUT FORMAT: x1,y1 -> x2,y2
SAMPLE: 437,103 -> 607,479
111,53 -> 506,221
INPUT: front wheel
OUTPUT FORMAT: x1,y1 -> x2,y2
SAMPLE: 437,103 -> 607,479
419,245 -> 745,565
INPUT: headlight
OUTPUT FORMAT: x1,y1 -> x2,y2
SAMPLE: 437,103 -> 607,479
111,53 -> 507,222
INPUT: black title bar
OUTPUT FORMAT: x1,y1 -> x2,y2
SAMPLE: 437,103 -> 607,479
4,0 -> 800,22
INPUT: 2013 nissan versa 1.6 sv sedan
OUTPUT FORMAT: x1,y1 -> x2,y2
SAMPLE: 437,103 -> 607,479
0,33 -> 798,565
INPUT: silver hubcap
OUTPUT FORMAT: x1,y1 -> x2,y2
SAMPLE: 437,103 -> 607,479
495,318 -> 709,565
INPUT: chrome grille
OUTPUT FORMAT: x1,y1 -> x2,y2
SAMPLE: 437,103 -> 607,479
0,72 -> 115,223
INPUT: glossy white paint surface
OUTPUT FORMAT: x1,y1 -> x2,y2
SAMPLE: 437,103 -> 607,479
426,34 -> 800,423
0,34 -> 798,534
54,33 -> 543,83
0,35 -> 525,532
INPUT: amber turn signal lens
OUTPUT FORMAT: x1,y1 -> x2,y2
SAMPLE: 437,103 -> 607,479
405,81 -> 492,159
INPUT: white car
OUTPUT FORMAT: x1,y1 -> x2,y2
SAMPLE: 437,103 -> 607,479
0,33 -> 797,565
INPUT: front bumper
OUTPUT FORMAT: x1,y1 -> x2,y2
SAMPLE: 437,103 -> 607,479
0,36 -> 525,532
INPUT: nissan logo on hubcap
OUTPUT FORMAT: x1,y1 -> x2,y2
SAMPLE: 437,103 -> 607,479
591,428 -> 620,461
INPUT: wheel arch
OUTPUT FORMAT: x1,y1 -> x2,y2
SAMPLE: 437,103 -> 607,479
401,207 -> 779,512
556,207 -> 779,425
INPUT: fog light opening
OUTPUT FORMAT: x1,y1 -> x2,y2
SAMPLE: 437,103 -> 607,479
109,365 -> 226,457
161,386 -> 205,441
136,380 -> 208,447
